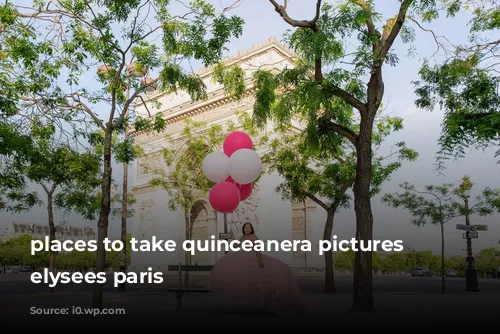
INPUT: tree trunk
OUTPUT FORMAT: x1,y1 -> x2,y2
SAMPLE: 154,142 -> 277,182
47,192 -> 56,294
92,129 -> 113,309
351,114 -> 375,312
440,222 -> 445,294
184,211 -> 190,288
324,210 -> 335,293
119,105 -> 130,293
118,159 -> 128,292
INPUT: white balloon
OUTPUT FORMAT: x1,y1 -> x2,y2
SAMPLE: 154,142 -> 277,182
202,152 -> 229,183
228,148 -> 262,184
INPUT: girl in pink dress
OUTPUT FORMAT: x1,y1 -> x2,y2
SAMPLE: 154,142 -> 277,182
211,222 -> 308,317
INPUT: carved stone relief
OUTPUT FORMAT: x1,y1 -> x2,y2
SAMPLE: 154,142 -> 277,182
133,94 -> 255,148
190,225 -> 209,264
191,226 -> 208,239
138,199 -> 157,239
292,201 -> 307,264
292,216 -> 305,230
136,151 -> 164,177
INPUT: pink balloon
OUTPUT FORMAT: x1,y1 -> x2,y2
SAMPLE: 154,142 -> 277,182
209,181 -> 240,213
223,131 -> 253,157
239,183 -> 252,201
225,176 -> 252,201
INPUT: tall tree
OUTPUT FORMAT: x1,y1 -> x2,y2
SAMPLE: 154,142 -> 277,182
413,0 -> 500,168
0,122 -> 39,212
147,118 -> 227,286
5,120 -> 102,292
475,247 -> 500,279
0,234 -> 49,271
5,0 -> 244,308
146,113 -> 260,283
148,118 -> 224,239
215,0 -> 439,311
263,114 -> 417,293
381,176 -> 500,293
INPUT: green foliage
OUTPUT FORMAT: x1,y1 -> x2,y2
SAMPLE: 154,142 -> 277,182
382,176 -> 500,227
2,1 -> 244,287
148,112 -> 260,236
382,175 -> 500,288
213,0 -> 442,139
412,250 -> 441,271
210,1 -> 438,302
334,249 -> 446,274
0,233 -> 133,271
212,63 -> 246,99
110,183 -> 137,219
2,119 -> 103,219
2,0 -> 244,213
0,121 -> 39,211
415,57 -> 500,166
260,109 -> 416,293
412,0 -> 500,167
0,234 -> 48,268
87,129 -> 145,165
378,252 -> 410,273
149,118 -> 224,215
55,250 -> 96,272
333,248 -> 497,276
0,234 -> 495,278
2,0 -> 243,152
0,2 -> 60,117
334,249 -> 356,269
445,255 -> 467,276
475,247 -> 500,277
263,114 -> 418,211
104,233 -> 133,271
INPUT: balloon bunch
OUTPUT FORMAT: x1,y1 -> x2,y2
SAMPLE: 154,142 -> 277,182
202,131 -> 262,213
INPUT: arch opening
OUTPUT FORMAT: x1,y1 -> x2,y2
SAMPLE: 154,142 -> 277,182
188,199 -> 218,265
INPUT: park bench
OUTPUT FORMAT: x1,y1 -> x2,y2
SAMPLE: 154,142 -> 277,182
166,263 -> 214,311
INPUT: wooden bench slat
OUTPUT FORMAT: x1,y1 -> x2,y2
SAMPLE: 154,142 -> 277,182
167,288 -> 211,292
168,265 -> 213,271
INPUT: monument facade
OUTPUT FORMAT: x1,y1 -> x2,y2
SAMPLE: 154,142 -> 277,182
129,37 -> 326,272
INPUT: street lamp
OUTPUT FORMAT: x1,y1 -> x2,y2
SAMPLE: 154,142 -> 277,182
97,63 -> 112,76
463,186 -> 480,292
141,77 -> 158,93
127,62 -> 147,78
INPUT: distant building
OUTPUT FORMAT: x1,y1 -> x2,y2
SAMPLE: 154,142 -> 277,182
1,221 -> 96,242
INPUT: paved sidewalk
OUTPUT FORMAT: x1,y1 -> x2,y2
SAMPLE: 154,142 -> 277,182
2,273 -> 499,327
2,289 -> 499,327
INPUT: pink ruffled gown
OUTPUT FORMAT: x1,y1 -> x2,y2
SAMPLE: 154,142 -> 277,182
210,234 -> 308,317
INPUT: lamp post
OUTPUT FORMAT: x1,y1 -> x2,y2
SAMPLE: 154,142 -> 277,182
223,213 -> 228,254
463,186 -> 480,292
185,211 -> 193,288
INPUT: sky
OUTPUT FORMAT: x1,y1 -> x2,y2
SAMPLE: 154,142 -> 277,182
2,0 -> 499,257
